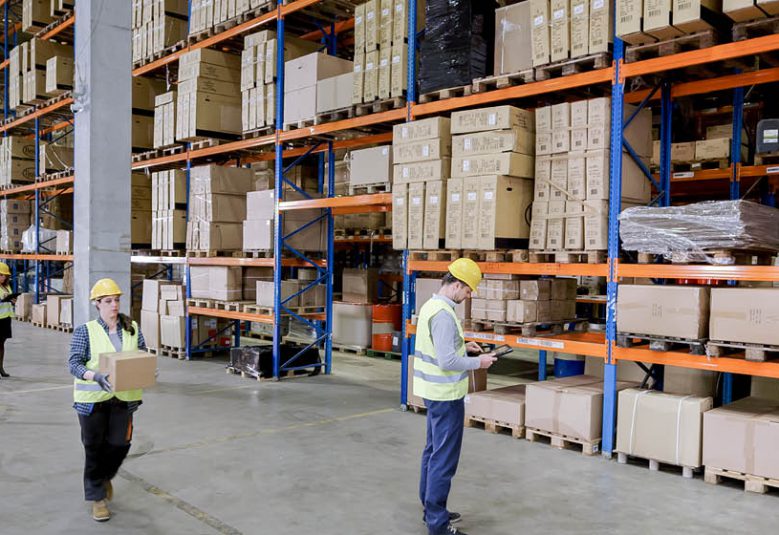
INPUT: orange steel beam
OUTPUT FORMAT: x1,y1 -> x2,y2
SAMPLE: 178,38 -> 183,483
278,108 -> 405,141
332,204 -> 391,215
133,0 -> 321,77
0,97 -> 73,134
407,260 -> 609,277
301,17 -> 355,41
38,119 -> 72,137
0,253 -> 73,261
622,33 -> 779,79
625,67 -> 779,104
413,68 -> 614,117
40,14 -> 75,41
279,192 -> 391,211
187,256 -> 324,267
188,305 -> 325,324
0,175 -> 74,198
614,346 -> 779,379
618,263 -> 779,282
741,164 -> 779,177
251,132 -> 394,161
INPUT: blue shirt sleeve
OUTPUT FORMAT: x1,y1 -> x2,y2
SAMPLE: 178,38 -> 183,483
429,311 -> 480,372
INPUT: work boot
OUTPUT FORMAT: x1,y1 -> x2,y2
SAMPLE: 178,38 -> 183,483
438,525 -> 468,535
105,480 -> 113,501
92,500 -> 110,522
0,369 -> 9,378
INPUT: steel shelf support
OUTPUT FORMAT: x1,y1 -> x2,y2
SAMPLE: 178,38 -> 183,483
407,0 -> 417,106
400,250 -> 416,407
659,81 -> 672,207
538,350 -> 547,381
184,144 -> 193,360
325,141 -> 335,374
731,83 -> 744,200
34,117 -> 41,304
602,36 -> 626,458
272,8 -> 285,379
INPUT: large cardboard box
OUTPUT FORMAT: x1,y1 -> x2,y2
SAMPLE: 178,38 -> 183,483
394,159 -> 450,184
243,219 -> 273,250
674,0 -> 722,32
550,0 -> 570,62
461,176 -> 481,250
14,292 -> 32,320
31,303 -> 46,324
333,302 -> 372,347
283,85 -> 317,125
246,189 -> 275,220
571,0 -> 590,57
423,180 -> 447,250
703,397 -> 779,477
710,288 -> 779,346
452,128 -> 534,158
316,72 -> 354,114
452,153 -> 533,179
60,298 -> 73,326
160,315 -> 186,348
342,268 -> 380,304
617,284 -> 710,339
478,176 -> 533,250
98,350 -> 157,391
189,266 -> 242,301
189,221 -> 244,251
617,389 -> 712,468
445,177 -> 464,249
643,0 -> 684,39
141,310 -> 160,350
617,0 -> 653,44
47,294 -> 69,326
494,1 -> 533,75
451,105 -> 534,134
256,280 -> 296,308
284,52 -> 353,93
695,137 -> 732,160
723,0 -> 768,21
392,183 -> 408,250
393,138 -> 451,164
192,193 -> 246,222
241,267 -> 273,301
520,279 -> 551,301
350,146 -> 393,186
464,385 -> 527,426
393,117 -> 451,143
407,181 -> 425,249
530,0 -> 550,67
507,300 -> 538,323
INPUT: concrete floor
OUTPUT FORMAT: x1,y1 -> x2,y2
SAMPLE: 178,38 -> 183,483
0,322 -> 775,535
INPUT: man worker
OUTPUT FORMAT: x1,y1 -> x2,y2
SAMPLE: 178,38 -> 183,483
415,258 -> 498,535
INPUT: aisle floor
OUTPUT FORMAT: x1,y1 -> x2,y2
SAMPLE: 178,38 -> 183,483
0,322 -> 773,535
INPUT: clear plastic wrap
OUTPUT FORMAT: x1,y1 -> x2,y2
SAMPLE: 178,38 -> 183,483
619,201 -> 779,264
22,226 -> 57,253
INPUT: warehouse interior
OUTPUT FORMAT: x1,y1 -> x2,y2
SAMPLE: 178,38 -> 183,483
1,0 -> 779,533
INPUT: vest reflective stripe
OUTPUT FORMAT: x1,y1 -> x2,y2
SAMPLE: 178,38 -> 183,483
0,286 -> 13,319
412,297 -> 469,401
73,320 -> 142,404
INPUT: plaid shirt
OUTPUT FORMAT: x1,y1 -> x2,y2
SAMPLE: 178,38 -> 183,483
68,317 -> 147,416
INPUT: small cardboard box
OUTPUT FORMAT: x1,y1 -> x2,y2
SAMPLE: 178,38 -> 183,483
451,105 -> 535,134
445,177 -> 464,250
674,0 -> 723,32
723,0 -> 768,21
464,385 -> 526,427
644,0 -> 684,39
520,279 -> 552,301
390,42 -> 408,98
393,138 -> 451,164
393,117 -> 451,143
571,0 -> 590,58
98,350 -> 157,391
393,159 -> 450,184
407,181 -> 425,249
695,137 -> 731,160
530,0 -> 551,67
392,183 -> 408,250
452,153 -> 534,179
617,284 -> 710,340
550,0 -> 570,62
507,300 -> 538,323
710,288 -> 779,346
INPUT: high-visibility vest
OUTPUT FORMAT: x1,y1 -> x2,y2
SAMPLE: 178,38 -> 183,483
412,297 -> 470,401
0,285 -> 14,320
73,320 -> 142,404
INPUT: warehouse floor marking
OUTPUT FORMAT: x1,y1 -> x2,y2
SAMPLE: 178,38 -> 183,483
138,407 -> 395,457
0,384 -> 71,395
118,468 -> 243,535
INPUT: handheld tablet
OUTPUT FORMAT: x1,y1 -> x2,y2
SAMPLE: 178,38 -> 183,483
493,344 -> 513,358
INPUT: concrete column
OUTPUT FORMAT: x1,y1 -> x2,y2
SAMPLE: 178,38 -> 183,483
73,0 -> 132,325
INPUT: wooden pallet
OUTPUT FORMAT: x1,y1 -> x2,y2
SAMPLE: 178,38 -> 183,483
733,15 -> 779,41
185,250 -> 243,258
242,304 -> 324,315
0,181 -> 35,190
465,318 -> 582,337
158,249 -> 186,257
529,250 -> 606,264
616,332 -> 707,355
348,182 -> 391,195
159,345 -> 187,359
366,349 -> 402,360
636,249 -> 775,266
132,149 -> 162,163
333,343 -> 367,356
465,415 -> 524,439
418,84 -> 472,104
283,118 -> 317,131
186,298 -> 253,312
37,169 -> 74,182
535,52 -> 611,81
704,466 -> 779,494
241,127 -> 274,139
472,69 -> 535,93
30,321 -> 73,333
617,452 -> 696,479
526,427 -> 600,455
314,106 -> 355,125
354,96 -> 406,117
625,30 -> 718,63
243,249 -> 273,258
706,340 -> 779,362
406,402 -> 426,414
408,250 -> 462,262
671,159 -> 729,173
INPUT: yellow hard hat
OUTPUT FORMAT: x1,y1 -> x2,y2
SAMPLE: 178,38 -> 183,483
0,262 -> 10,276
448,258 -> 482,293
90,278 -> 123,301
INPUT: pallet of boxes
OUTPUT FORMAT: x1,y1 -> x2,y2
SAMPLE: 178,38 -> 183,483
14,292 -> 33,323
141,280 -> 188,358
352,0 -> 421,112
188,0 -> 275,41
151,170 -> 187,252
132,77 -> 166,155
8,37 -> 73,112
0,136 -> 37,188
0,200 -> 32,253
332,268 -> 379,355
131,0 -> 188,67
530,97 -> 652,263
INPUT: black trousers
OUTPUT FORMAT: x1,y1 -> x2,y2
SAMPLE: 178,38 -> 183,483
77,398 -> 134,501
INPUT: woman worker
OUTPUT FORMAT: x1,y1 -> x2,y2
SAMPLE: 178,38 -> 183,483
0,262 -> 14,378
68,278 -> 147,522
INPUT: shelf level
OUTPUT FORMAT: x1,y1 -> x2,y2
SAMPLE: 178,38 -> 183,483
279,193 -> 392,212
618,263 -> 779,282
0,97 -> 72,135
129,256 -> 325,267
0,253 -> 73,261
407,260 -> 608,277
0,176 -> 74,198
188,305 -> 325,325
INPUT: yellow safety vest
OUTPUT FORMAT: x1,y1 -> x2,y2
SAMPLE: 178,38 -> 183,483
73,320 -> 142,404
413,297 -> 470,401
0,285 -> 14,320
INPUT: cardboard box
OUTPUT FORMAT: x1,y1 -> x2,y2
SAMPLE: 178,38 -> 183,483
478,176 -> 533,250
423,180 -> 447,250
617,284 -> 710,339
392,182 -> 408,250
342,268 -> 380,304
98,350 -> 157,391
364,49 -> 379,102
246,189 -> 275,220
530,0 -> 551,67
585,149 -> 652,203
393,117 -> 451,143
471,298 -> 509,322
393,138 -> 452,164
476,280 -> 521,300
452,128 -> 534,158
160,315 -> 186,348
243,219 -> 274,250
695,137 -> 731,160
393,0 -> 425,44
617,0 -> 654,43
192,193 -> 246,222
47,294 -> 69,326
723,0 -> 768,21
14,292 -> 32,320
31,303 -> 46,324
283,85 -> 317,125
256,280 -> 296,308
507,300 -> 538,323
284,52 -> 353,93
354,3 -> 366,51
494,2 -> 533,75
710,288 -> 779,346
617,389 -> 712,468
189,266 -> 242,301
316,72 -> 354,114
59,298 -> 73,325
461,177 -> 481,249
350,146 -> 393,185
365,0 -> 380,51
390,43 -> 408,98
240,267 -> 273,301
445,177 -> 464,249
551,278 -> 578,300
452,153 -> 533,179
529,218 -> 548,250
378,46 -> 391,99
451,105 -> 534,134
407,181 -> 425,249
352,51 -> 365,105
571,0 -> 590,57
703,397 -> 779,477
333,302 -> 372,347
644,0 -> 684,39
550,0 -> 570,62
55,229 -> 72,254
394,159 -> 450,183
546,217 -> 564,250
464,385 -> 527,426
189,221 -> 244,251
140,310 -> 160,350
142,279 -> 172,312
664,366 -> 718,398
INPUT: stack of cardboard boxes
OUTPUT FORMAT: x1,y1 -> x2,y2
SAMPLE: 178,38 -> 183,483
151,170 -> 187,250
45,54 -> 73,97
243,187 -> 328,252
651,124 -> 747,169
186,165 -> 253,252
0,200 -> 31,252
141,280 -> 185,351
284,52 -> 353,127
531,97 -> 651,252
188,0 -> 274,36
131,173 -> 153,247
132,77 -> 166,152
617,0 -> 727,45
0,137 -> 36,187
391,117 -> 451,250
349,145 -> 394,194
38,141 -> 73,175
14,292 -> 33,321
465,385 -> 527,432
530,0 -> 613,68
352,0 -> 421,105
153,91 -> 177,149
450,105 -> 534,251
21,38 -> 72,105
22,0 -> 56,33
176,49 -> 242,142
131,0 -> 188,65
55,229 -> 72,254
470,277 -> 577,324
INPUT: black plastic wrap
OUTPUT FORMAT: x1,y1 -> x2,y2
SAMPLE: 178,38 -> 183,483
419,0 -> 496,94
619,200 -> 779,264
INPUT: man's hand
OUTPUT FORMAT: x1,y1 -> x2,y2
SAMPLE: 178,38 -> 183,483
478,353 -> 498,369
466,341 -> 483,355
92,372 -> 113,393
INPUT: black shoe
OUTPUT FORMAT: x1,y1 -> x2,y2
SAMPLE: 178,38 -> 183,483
0,370 -> 9,378
423,512 -> 462,524
442,525 -> 468,535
